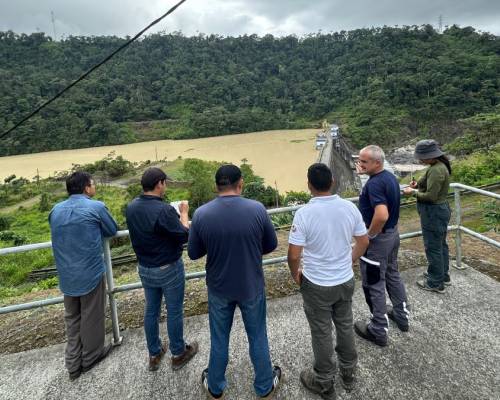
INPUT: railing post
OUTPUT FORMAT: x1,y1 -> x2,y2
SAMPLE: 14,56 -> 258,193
103,238 -> 123,345
453,187 -> 466,270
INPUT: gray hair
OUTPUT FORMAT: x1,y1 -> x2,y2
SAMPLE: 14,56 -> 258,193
361,145 -> 385,163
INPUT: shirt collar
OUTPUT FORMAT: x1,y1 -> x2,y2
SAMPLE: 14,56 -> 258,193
140,194 -> 163,201
69,194 -> 90,200
309,194 -> 339,203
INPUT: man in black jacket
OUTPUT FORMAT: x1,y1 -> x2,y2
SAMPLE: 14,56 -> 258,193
126,167 -> 198,371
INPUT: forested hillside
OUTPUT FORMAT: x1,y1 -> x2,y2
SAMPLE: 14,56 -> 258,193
0,25 -> 498,156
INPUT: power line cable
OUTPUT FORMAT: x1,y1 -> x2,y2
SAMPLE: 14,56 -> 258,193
0,0 -> 187,141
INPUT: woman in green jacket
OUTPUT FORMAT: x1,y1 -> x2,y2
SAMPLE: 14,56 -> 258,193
403,139 -> 451,293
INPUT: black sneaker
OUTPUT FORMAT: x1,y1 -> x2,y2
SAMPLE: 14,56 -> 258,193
201,368 -> 224,399
260,366 -> 283,399
68,367 -> 82,381
423,272 -> 451,286
300,369 -> 336,400
354,321 -> 387,347
339,368 -> 355,392
387,308 -> 409,332
417,279 -> 445,294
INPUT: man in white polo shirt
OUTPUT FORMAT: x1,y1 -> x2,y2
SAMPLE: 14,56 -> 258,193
288,163 -> 369,400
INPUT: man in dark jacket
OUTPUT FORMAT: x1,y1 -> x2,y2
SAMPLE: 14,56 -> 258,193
188,164 -> 282,400
126,167 -> 198,371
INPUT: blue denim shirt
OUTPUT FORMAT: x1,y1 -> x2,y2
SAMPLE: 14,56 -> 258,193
49,194 -> 118,296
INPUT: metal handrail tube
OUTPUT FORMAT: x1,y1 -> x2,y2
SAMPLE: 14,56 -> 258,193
0,295 -> 64,314
459,226 -> 500,249
0,255 -> 299,314
0,241 -> 52,256
450,183 -> 500,200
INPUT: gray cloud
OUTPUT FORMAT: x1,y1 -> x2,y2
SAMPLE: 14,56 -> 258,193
0,0 -> 498,39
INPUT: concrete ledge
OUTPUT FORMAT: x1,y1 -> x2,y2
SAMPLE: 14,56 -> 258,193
1,266 -> 499,400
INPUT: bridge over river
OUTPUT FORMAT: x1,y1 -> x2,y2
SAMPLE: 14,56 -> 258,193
317,133 -> 360,194
1,265 -> 499,400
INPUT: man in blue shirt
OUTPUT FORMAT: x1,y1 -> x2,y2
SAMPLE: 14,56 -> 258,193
355,145 -> 409,347
188,164 -> 282,400
49,171 -> 118,380
126,167 -> 198,372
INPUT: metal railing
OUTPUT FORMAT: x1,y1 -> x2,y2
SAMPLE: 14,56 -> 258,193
0,183 -> 498,346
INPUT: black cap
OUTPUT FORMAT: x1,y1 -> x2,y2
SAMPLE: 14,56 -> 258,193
141,167 -> 171,191
215,164 -> 242,186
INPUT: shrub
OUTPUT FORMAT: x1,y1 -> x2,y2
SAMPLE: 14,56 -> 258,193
39,193 -> 50,212
0,216 -> 11,231
0,231 -> 28,246
482,201 -> 500,232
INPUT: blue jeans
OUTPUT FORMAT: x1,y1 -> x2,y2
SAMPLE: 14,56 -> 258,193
138,259 -> 186,357
207,290 -> 274,397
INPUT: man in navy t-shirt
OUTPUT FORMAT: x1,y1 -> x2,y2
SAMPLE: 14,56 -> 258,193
355,145 -> 409,347
188,164 -> 282,399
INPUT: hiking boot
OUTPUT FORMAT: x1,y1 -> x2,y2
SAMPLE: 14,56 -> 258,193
201,368 -> 224,399
417,279 -> 445,294
68,368 -> 82,381
354,321 -> 387,347
148,343 -> 167,372
339,368 -> 355,392
171,341 -> 199,370
81,343 -> 113,373
260,366 -> 283,399
423,272 -> 451,286
387,307 -> 409,332
299,369 -> 336,400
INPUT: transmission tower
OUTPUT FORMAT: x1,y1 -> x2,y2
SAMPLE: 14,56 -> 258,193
51,11 -> 57,40
438,15 -> 443,33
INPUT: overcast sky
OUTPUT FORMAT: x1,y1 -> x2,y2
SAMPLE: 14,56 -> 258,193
1,0 -> 499,39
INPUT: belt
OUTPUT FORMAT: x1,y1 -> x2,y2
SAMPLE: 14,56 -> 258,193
382,225 -> 398,233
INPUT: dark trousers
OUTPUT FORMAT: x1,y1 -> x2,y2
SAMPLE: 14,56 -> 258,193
300,276 -> 357,392
63,276 -> 106,373
360,229 -> 409,340
418,202 -> 451,288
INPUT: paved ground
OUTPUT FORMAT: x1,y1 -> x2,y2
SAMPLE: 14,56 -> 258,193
1,266 -> 499,400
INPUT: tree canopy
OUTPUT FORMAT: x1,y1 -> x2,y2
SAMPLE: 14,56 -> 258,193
0,25 -> 498,155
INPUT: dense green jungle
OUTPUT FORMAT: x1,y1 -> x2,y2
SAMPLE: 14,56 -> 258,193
0,24 -> 499,155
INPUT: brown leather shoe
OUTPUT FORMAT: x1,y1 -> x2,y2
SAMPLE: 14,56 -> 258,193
149,344 -> 167,371
171,341 -> 199,370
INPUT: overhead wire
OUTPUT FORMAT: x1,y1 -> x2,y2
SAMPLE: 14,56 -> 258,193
0,0 -> 188,141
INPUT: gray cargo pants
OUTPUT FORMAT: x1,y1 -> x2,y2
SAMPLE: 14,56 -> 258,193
63,276 -> 106,374
360,228 -> 409,340
300,276 -> 357,392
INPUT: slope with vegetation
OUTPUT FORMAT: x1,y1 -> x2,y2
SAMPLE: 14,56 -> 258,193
0,25 -> 498,155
